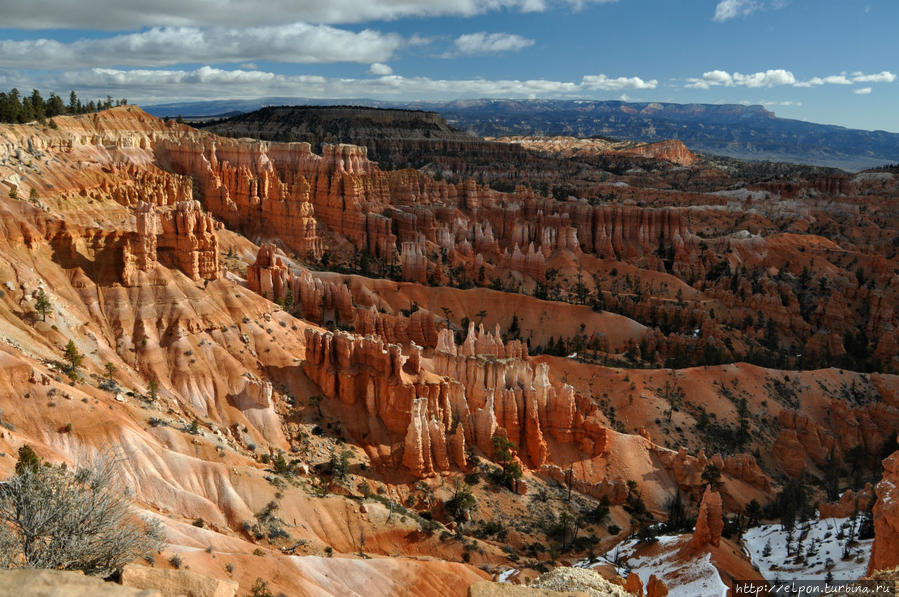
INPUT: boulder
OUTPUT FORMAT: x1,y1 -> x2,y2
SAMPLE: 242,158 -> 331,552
0,569 -> 161,597
120,565 -> 238,597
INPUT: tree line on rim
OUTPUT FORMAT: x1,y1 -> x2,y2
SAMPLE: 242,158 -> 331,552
0,88 -> 129,125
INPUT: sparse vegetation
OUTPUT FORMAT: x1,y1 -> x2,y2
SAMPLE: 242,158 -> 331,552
62,340 -> 83,376
34,288 -> 52,322
0,446 -> 164,575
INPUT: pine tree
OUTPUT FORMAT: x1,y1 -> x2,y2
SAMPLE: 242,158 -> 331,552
68,91 -> 79,114
34,288 -> 52,321
63,340 -> 82,372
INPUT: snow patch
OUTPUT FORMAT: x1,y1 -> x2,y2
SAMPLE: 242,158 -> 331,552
496,568 -> 516,583
851,172 -> 893,184
710,189 -> 769,201
742,516 -> 872,584
580,535 -> 728,597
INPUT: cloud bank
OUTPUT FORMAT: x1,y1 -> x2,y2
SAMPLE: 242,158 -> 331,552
0,24 -> 403,68
687,69 -> 896,89
3,0 -> 619,29
1,65 -> 654,103
453,32 -> 535,55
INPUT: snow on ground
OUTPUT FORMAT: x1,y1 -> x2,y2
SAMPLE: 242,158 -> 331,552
710,189 -> 770,201
852,172 -> 894,184
742,516 -> 872,584
577,535 -> 728,597
495,568 -> 516,583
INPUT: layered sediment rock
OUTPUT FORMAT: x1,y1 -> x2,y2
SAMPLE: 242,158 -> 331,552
247,245 -> 353,323
123,201 -> 221,284
248,245 -> 444,346
156,201 -> 220,281
303,327 -> 467,476
303,318 -> 609,476
691,486 -> 724,549
869,442 -> 899,574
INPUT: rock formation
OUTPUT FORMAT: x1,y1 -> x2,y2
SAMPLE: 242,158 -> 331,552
302,319 -> 607,476
869,441 -> 899,574
120,565 -> 238,597
818,484 -> 876,519
645,575 -> 669,597
156,201 -> 221,281
1,105 -> 899,597
0,569 -> 162,597
625,571 -> 644,596
691,486 -> 724,549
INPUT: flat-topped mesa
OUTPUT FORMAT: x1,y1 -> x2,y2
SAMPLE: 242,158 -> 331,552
122,200 -> 221,284
247,245 -> 353,323
615,139 -> 696,167
0,106 -> 185,160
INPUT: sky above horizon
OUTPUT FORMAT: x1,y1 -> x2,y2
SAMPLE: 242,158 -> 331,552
1,0 -> 897,132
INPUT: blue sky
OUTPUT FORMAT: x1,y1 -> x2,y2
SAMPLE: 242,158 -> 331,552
1,0 -> 896,131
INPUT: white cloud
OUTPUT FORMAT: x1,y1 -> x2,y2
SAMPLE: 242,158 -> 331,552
749,100 -> 803,107
24,65 -> 653,103
453,32 -> 535,55
0,24 -> 403,68
733,69 -> 795,87
581,74 -> 657,90
713,0 -> 788,22
713,0 -> 761,21
852,71 -> 895,83
703,70 -> 734,86
2,0 -> 620,29
854,87 -> 872,95
367,62 -> 393,75
804,75 -> 852,86
688,69 -> 896,90
687,69 -> 794,88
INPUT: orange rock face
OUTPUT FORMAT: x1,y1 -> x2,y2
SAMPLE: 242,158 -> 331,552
3,106 -> 899,596
616,140 -> 696,167
818,484 -> 876,519
691,486 -> 724,549
646,574 -> 669,597
626,571 -> 644,596
303,318 -> 609,477
156,201 -> 221,281
869,444 -> 899,574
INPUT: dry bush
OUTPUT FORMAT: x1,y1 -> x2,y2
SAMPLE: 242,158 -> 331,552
0,446 -> 165,576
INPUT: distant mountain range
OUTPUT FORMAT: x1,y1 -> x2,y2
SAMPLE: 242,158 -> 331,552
144,98 -> 899,171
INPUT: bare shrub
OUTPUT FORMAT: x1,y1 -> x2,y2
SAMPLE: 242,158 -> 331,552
0,445 -> 165,576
